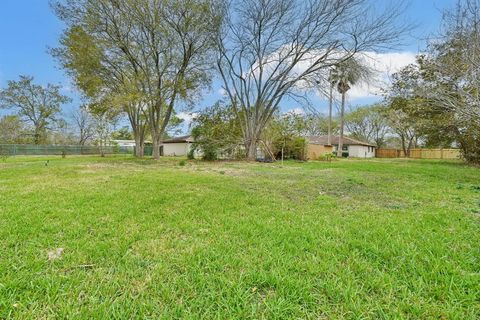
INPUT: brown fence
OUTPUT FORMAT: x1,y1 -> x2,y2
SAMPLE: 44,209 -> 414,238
376,148 -> 460,159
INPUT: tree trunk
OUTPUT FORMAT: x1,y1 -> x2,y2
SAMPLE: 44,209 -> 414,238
152,136 -> 161,160
34,126 -> 42,145
328,83 -> 333,146
337,92 -> 346,157
34,134 -> 41,145
148,108 -> 162,160
127,104 -> 145,158
133,125 -> 145,158
246,140 -> 257,161
400,135 -> 408,157
407,136 -> 415,157
134,135 -> 144,158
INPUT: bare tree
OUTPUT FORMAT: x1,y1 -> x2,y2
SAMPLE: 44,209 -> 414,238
72,106 -> 95,146
431,0 -> 480,126
217,0 -> 411,160
91,110 -> 118,157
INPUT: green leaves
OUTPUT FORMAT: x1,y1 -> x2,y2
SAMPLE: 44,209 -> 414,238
54,26 -> 104,99
191,102 -> 243,160
0,76 -> 71,144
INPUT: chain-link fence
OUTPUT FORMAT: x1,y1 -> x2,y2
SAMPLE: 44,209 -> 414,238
0,144 -> 133,156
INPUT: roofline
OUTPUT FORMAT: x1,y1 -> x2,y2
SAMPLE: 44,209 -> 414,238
162,140 -> 191,144
161,135 -> 193,143
307,135 -> 376,147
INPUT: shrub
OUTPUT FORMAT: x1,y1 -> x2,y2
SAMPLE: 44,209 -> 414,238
318,152 -> 336,162
179,160 -> 186,166
187,149 -> 195,160
202,147 -> 217,161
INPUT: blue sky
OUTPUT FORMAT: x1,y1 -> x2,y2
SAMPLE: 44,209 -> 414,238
0,0 -> 456,123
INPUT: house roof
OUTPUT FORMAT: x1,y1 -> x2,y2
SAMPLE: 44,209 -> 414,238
162,135 -> 194,143
113,140 -> 136,143
307,135 -> 376,147
113,139 -> 152,144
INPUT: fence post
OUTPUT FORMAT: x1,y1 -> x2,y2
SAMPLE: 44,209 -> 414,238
440,148 -> 444,159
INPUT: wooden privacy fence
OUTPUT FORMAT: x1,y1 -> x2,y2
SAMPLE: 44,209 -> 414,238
376,148 -> 460,159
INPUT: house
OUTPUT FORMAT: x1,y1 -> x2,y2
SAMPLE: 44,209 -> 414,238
160,135 -> 194,156
307,135 -> 376,159
113,140 -> 137,147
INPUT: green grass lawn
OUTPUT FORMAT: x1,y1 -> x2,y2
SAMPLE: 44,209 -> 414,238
0,156 -> 479,319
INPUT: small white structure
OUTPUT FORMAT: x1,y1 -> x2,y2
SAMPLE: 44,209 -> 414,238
161,135 -> 194,156
113,140 -> 137,147
308,136 -> 376,158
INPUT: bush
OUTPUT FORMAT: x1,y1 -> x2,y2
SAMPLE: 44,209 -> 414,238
187,149 -> 195,160
458,126 -> 480,165
202,146 -> 217,161
318,152 -> 336,162
178,160 -> 186,166
272,137 -> 307,160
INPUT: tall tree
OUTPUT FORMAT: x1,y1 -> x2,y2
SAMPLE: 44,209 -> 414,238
385,104 -> 421,156
52,0 -> 221,159
331,58 -> 370,157
423,0 -> 480,163
217,0 -> 410,160
345,104 -> 390,147
0,76 -> 70,144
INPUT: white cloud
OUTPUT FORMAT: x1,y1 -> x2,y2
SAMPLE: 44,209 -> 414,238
218,88 -> 228,96
284,49 -> 417,100
284,107 -> 305,116
177,112 -> 198,124
346,51 -> 417,99
311,51 -> 417,100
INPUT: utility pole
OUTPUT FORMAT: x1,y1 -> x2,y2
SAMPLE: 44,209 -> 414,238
317,70 -> 334,147
327,69 -> 334,146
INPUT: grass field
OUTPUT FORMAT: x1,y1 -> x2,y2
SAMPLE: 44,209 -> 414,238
0,156 -> 479,319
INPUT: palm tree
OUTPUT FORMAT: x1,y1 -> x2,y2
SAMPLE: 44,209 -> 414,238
331,58 -> 370,157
